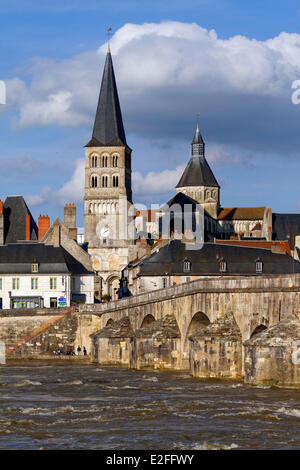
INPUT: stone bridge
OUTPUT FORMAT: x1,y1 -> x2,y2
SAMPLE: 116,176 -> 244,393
77,274 -> 300,368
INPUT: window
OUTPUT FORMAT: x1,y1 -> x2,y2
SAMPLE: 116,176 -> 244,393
91,175 -> 98,188
113,175 -> 119,187
31,278 -> 38,290
12,278 -> 20,290
50,277 -> 57,290
183,260 -> 191,273
31,263 -> 39,273
162,278 -> 168,288
219,261 -> 227,273
112,155 -> 119,167
102,175 -> 108,187
0,279 -> 2,290
102,155 -> 108,167
91,155 -> 98,168
256,261 -> 263,273
71,277 -> 76,290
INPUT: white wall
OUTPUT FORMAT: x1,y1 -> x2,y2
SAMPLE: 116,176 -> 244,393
0,274 -> 94,309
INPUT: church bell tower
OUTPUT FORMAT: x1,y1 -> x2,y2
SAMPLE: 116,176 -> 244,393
84,49 -> 134,298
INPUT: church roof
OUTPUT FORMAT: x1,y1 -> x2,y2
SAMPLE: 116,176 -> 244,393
162,192 -> 198,211
87,51 -> 127,147
176,156 -> 220,189
218,207 -> 266,221
192,123 -> 204,145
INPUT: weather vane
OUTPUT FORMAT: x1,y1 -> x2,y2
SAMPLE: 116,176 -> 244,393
107,27 -> 112,52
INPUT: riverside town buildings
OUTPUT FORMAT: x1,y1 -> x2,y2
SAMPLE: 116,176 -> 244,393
1,47 -> 300,308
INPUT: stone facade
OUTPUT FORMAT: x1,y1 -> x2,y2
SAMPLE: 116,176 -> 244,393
130,315 -> 181,370
77,274 -> 300,386
0,308 -> 76,356
189,312 -> 242,379
244,317 -> 300,387
91,317 -> 132,366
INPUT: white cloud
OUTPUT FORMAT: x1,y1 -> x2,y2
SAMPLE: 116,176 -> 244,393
26,159 -> 185,207
133,165 -> 185,196
55,158 -> 85,204
19,91 -> 89,128
6,21 -> 300,133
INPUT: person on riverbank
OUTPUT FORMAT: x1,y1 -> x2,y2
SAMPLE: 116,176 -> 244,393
83,347 -> 87,356
77,346 -> 81,356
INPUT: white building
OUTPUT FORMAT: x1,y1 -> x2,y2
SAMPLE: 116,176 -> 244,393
0,243 -> 94,309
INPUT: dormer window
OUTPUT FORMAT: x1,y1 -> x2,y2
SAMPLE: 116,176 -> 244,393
219,260 -> 227,273
255,259 -> 263,274
183,260 -> 191,273
31,263 -> 39,273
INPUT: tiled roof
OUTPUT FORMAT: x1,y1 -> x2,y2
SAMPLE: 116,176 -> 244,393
218,207 -> 266,221
136,210 -> 158,222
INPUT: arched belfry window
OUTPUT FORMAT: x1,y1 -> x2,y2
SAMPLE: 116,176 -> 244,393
112,154 -> 119,167
91,155 -> 98,168
102,175 -> 108,187
102,155 -> 108,168
91,175 -> 98,188
113,175 -> 119,187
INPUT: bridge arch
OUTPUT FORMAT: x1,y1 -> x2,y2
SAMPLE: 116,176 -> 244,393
181,312 -> 211,369
250,324 -> 267,338
140,314 -> 156,329
105,318 -> 114,327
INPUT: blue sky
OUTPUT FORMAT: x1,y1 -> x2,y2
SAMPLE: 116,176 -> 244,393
1,0 -> 300,226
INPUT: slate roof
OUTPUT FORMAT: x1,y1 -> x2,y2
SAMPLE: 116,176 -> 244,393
218,207 -> 266,221
272,213 -> 300,245
192,123 -> 204,145
86,51 -> 127,147
137,240 -> 299,276
3,196 -> 38,244
161,192 -> 198,212
0,243 -> 93,275
176,155 -> 219,189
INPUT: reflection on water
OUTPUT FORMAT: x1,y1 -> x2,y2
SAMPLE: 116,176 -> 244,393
0,361 -> 299,450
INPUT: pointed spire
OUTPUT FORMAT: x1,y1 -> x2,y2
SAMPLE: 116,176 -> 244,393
191,121 -> 205,157
89,51 -> 127,147
176,121 -> 219,189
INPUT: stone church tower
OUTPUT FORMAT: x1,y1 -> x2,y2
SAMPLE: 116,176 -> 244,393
176,123 -> 220,219
84,50 -> 135,299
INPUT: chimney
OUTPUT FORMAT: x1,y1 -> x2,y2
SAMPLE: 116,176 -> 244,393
53,222 -> 61,247
38,214 -> 50,241
64,203 -> 77,241
25,213 -> 31,241
0,200 -> 4,245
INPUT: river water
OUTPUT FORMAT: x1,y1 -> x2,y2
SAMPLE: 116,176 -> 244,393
0,361 -> 299,450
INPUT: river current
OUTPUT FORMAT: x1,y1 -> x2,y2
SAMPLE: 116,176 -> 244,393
0,361 -> 299,450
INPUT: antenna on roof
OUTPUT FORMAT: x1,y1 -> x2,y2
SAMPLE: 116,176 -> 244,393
107,27 -> 112,53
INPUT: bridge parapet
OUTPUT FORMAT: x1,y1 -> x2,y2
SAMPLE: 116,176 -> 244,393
79,274 -> 300,315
